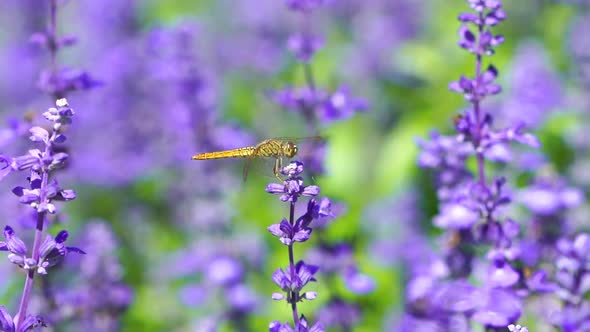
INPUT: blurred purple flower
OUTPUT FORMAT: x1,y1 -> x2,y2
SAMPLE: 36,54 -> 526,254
316,299 -> 360,330
471,288 -> 522,327
320,86 -> 367,122
285,0 -> 323,12
306,243 -> 374,294
287,33 -> 324,63
499,42 -> 562,127
51,221 -> 132,330
517,177 -> 584,216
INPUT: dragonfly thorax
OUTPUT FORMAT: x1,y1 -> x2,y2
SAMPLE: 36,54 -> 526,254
283,141 -> 298,158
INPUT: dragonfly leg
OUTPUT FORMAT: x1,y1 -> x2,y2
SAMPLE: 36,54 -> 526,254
274,158 -> 284,182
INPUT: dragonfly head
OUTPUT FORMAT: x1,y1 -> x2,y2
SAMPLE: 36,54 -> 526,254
284,141 -> 298,158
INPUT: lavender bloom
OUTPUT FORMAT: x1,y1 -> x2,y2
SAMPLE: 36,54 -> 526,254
267,161 -> 330,327
410,1 -> 558,330
0,98 -> 81,330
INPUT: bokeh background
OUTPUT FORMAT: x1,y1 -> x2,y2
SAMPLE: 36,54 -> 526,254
0,0 -> 589,331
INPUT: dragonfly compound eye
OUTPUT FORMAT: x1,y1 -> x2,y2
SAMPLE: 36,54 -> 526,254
286,142 -> 297,158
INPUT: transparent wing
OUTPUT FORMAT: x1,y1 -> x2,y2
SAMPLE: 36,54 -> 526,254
269,136 -> 324,143
242,156 -> 279,182
242,154 -> 254,182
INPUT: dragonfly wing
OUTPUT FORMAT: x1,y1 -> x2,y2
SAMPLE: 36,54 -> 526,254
242,155 -> 253,182
270,136 -> 324,143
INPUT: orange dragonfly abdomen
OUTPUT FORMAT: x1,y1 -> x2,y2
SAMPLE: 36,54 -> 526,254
192,146 -> 256,160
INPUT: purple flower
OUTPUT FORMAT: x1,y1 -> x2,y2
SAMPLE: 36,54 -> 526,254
486,253 -> 519,288
269,315 -> 324,332
0,225 -> 28,266
266,162 -> 320,202
37,67 -> 101,97
287,33 -> 324,63
517,177 -> 584,216
205,256 -> 244,286
268,218 -> 312,245
0,306 -> 44,332
306,243 -> 374,294
508,324 -> 529,332
457,25 -> 504,56
0,306 -> 14,332
1,226 -> 84,274
471,288 -> 522,327
499,42 -> 562,127
285,0 -> 323,12
272,87 -> 323,112
449,65 -> 502,101
417,132 -> 473,200
271,261 -> 319,300
12,172 -> 76,214
319,86 -> 367,122
316,300 -> 360,330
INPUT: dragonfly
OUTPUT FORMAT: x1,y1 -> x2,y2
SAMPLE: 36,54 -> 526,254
191,137 -> 322,181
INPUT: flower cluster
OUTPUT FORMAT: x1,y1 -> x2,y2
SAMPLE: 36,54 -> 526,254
43,221 -> 132,330
266,162 -> 329,331
409,1 -> 561,330
0,99 -> 83,331
0,226 -> 83,274
271,1 -> 367,129
0,99 -> 76,213
30,0 -> 100,98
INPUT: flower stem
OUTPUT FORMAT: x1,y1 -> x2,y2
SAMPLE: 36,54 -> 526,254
473,13 -> 487,187
288,201 -> 300,326
49,0 -> 57,73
